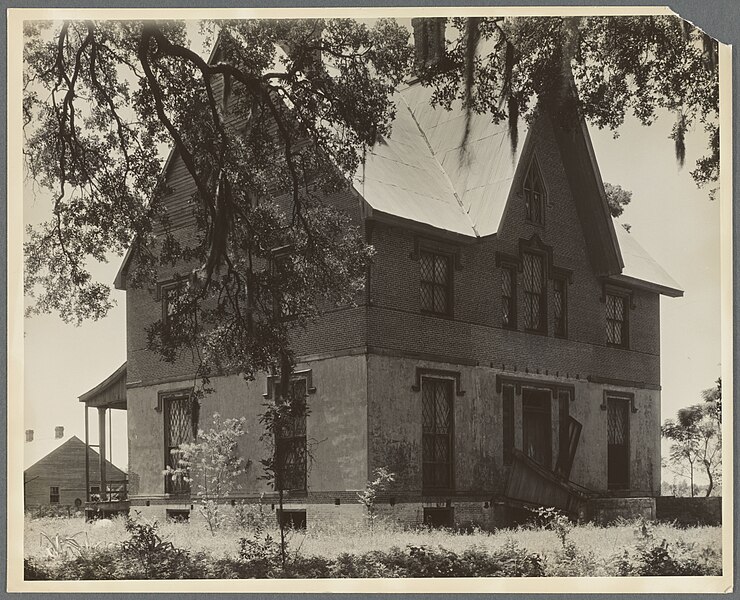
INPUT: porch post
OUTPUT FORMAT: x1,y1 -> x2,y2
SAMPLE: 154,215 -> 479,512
84,406 -> 90,502
98,407 -> 107,501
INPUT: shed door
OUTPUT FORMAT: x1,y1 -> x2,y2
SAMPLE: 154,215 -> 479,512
607,396 -> 629,490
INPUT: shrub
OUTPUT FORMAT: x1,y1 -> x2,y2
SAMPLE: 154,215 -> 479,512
613,517 -> 722,576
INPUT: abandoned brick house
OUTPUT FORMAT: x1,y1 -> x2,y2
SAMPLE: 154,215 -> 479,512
81,25 -> 683,528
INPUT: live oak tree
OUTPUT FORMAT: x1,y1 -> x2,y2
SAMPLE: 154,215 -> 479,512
24,15 -> 719,422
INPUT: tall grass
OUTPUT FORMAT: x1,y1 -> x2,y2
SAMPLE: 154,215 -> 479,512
25,512 -> 722,567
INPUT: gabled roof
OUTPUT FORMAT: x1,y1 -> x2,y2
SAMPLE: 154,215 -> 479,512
355,81 -> 681,297
113,76 -> 681,297
355,82 -> 528,238
24,435 -> 126,475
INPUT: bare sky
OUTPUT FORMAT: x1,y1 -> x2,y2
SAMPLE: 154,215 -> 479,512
21,19 -> 722,480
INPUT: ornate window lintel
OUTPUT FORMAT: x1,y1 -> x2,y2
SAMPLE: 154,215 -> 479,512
412,368 -> 465,396
601,390 -> 638,413
263,369 -> 317,399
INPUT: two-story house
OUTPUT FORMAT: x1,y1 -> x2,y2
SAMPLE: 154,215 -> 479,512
90,42 -> 682,528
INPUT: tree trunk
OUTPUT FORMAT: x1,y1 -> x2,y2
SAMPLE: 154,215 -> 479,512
704,460 -> 714,497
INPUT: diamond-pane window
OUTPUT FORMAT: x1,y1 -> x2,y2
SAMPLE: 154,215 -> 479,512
553,278 -> 567,337
524,159 -> 545,224
523,253 -> 545,331
422,378 -> 453,489
164,392 -> 193,495
275,379 -> 308,491
606,294 -> 627,346
501,267 -> 516,328
420,250 -> 451,315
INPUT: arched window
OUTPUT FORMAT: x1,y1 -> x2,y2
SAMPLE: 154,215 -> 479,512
523,158 -> 545,224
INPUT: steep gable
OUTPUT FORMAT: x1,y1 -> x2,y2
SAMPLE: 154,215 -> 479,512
356,81 -> 681,297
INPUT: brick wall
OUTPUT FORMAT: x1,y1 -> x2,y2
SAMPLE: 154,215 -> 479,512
366,116 -> 661,387
655,496 -> 722,526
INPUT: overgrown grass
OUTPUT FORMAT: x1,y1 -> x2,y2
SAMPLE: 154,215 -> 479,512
24,512 -> 722,579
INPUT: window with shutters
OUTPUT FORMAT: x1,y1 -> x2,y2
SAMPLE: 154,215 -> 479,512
522,252 -> 546,332
275,379 -> 308,492
523,158 -> 545,224
501,266 -> 517,329
422,378 -> 453,490
606,293 -> 628,347
163,391 -> 193,495
49,486 -> 60,504
553,277 -> 567,337
420,250 -> 452,316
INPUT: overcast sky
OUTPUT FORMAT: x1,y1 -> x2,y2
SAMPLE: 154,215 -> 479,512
21,19 -> 722,482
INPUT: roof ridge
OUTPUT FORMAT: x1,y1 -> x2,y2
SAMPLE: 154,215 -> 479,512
398,91 -> 479,237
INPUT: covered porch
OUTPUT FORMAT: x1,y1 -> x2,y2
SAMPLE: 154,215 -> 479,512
78,363 -> 129,518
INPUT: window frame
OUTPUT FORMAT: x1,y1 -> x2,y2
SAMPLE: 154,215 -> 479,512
521,251 -> 547,334
49,486 -> 60,504
605,392 -> 632,491
158,279 -> 189,326
274,378 -> 308,493
523,156 -> 546,225
605,292 -> 629,348
419,248 -> 454,317
501,264 -> 518,329
421,376 -> 455,491
521,388 -> 553,469
553,276 -> 568,338
161,389 -> 194,496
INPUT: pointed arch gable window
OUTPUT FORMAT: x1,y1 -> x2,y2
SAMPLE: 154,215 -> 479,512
523,158 -> 546,224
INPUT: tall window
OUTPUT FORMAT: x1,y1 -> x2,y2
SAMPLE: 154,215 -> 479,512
275,379 -> 308,491
522,389 -> 551,468
164,391 -> 193,495
607,395 -> 630,490
553,278 -> 567,337
420,250 -> 452,315
161,282 -> 189,326
523,159 -> 545,224
522,253 -> 545,331
501,266 -> 517,328
606,293 -> 628,347
422,378 -> 453,489
49,486 -> 60,504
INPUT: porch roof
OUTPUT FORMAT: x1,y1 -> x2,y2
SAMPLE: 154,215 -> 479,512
78,363 -> 127,410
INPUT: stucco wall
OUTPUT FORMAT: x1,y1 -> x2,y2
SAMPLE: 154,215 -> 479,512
127,354 -> 368,502
366,354 -> 660,499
